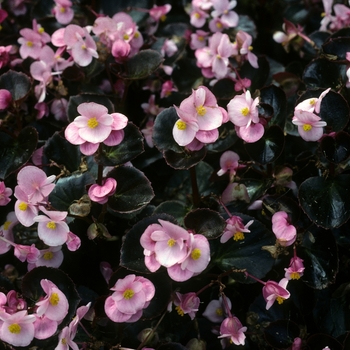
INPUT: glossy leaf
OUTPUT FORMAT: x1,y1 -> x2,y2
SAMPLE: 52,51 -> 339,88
0,126 -> 38,179
264,320 -> 300,349
172,58 -> 203,93
163,148 -> 207,169
107,166 -> 154,214
239,56 -> 270,91
153,200 -> 188,226
320,132 -> 350,163
0,70 -> 31,102
322,37 -> 350,60
95,122 -> 144,166
184,208 -> 226,239
49,172 -> 95,211
299,174 -> 350,229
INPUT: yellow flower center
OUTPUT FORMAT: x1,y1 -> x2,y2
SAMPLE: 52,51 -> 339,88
215,308 -> 223,316
61,338 -> 67,345
18,202 -> 28,211
321,12 -> 326,17
50,293 -> 60,306
46,221 -> 56,230
60,7 -> 66,13
198,36 -> 204,41
216,22 -> 222,28
241,107 -> 249,116
176,120 -> 187,130
168,238 -> 176,247
303,124 -> 312,131
175,305 -> 184,316
196,105 -> 206,116
27,41 -> 33,47
3,221 -> 11,230
276,296 -> 285,304
81,44 -> 87,50
123,34 -> 129,40
249,45 -> 253,51
8,323 -> 21,334
123,289 -> 134,299
38,27 -> 45,34
233,232 -> 245,241
194,12 -> 200,19
87,117 -> 99,128
290,272 -> 301,280
160,14 -> 167,22
309,99 -> 316,105
191,248 -> 201,260
43,251 -> 54,260
134,31 -> 140,38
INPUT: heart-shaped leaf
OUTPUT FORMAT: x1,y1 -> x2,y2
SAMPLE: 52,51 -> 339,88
0,70 -> 31,102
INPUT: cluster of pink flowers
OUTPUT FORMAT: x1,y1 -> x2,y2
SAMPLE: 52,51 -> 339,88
140,219 -> 210,282
292,88 -> 330,142
104,274 -> 155,323
220,215 -> 254,243
65,102 -> 128,155
0,279 -> 69,347
320,0 -> 350,32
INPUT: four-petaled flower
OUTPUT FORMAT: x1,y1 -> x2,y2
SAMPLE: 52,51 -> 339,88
262,278 -> 290,310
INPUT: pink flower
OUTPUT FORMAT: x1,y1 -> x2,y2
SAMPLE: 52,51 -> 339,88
35,279 -> 69,322
14,243 -> 40,263
202,296 -> 232,323
34,207 -> 70,247
0,212 -> 17,255
235,121 -> 265,143
17,28 -> 43,59
220,216 -> 254,243
233,30 -> 259,68
14,187 -> 39,227
53,0 -> 74,25
88,178 -> 117,204
211,0 -> 239,28
285,254 -> 305,280
111,39 -> 131,63
272,211 -> 297,247
173,292 -> 200,320
217,150 -> 241,177
28,246 -> 64,270
51,98 -> 68,122
221,182 -> 250,204
104,275 -> 155,323
65,231 -> 81,251
190,30 -> 209,50
0,181 -> 12,205
149,4 -> 171,21
5,291 -> 27,315
190,7 -> 209,28
0,45 -> 12,69
262,278 -> 290,310
0,89 -> 12,110
292,110 -> 327,142
218,316 -> 247,346
0,310 -> 36,347
295,88 -> 330,114
33,315 -> 58,340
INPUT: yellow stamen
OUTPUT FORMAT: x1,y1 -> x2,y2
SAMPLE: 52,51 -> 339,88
321,12 -> 326,17
241,107 -> 249,116
123,289 -> 134,299
50,293 -> 60,306
18,202 -> 28,211
27,41 -> 33,47
198,36 -> 204,41
194,13 -> 200,19
196,105 -> 206,116
276,296 -> 285,304
61,338 -> 67,345
168,238 -> 176,247
215,308 -> 223,316
3,221 -> 11,230
60,7 -> 66,13
249,46 -> 253,51
43,251 -> 54,260
123,34 -> 129,40
175,306 -> 184,316
191,248 -> 201,260
134,31 -> 140,38
81,44 -> 87,50
87,117 -> 99,128
46,221 -> 56,230
309,99 -> 316,105
303,124 -> 312,131
216,22 -> 222,28
160,15 -> 167,22
176,120 -> 187,130
290,272 -> 301,280
38,27 -> 45,34
233,232 -> 245,241
8,324 -> 21,334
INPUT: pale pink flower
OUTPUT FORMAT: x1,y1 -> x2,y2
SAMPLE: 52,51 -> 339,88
88,178 -> 117,205
14,187 -> 39,227
273,19 -> 304,52
211,0 -> 239,28
295,88 -> 330,114
292,110 -> 327,142
141,95 -> 163,116
161,80 -> 177,99
53,0 -> 74,25
17,28 -> 43,59
14,243 -> 40,263
233,30 -> 258,68
36,279 -> 69,322
0,89 -> 12,110
0,181 -> 12,205
34,102 -> 49,120
202,296 -> 232,323
172,113 -> 199,146
111,39 -> 131,63
285,254 -> 305,280
34,207 -> 70,247
235,121 -> 265,143
217,150 -> 241,177
33,314 -> 58,340
51,98 -> 68,122
190,30 -> 209,50
0,310 -> 36,347
173,292 -> 200,320
161,39 -> 178,57
149,4 -> 171,21
220,216 -> 254,243
221,182 -> 250,204
28,246 -> 64,270
30,60 -> 53,103
65,231 -> 81,251
0,212 -> 17,255
0,45 -> 12,69
192,0 -> 213,10
218,316 -> 247,346
190,7 -> 209,28
262,278 -> 290,310
272,211 -> 297,247
208,17 -> 228,32
100,262 -> 113,284
5,290 -> 27,315
104,275 -> 155,323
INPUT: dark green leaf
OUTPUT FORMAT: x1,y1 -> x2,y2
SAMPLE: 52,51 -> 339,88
172,58 -> 203,93
153,200 -> 188,226
264,320 -> 300,349
107,166 -> 154,214
239,56 -> 270,91
0,70 -> 31,102
299,174 -> 350,229
212,79 -> 236,101
96,122 -> 144,166
320,132 -> 350,163
49,172 -> 95,211
322,37 -> 350,60
0,126 -> 38,179
163,148 -> 207,170
184,208 -> 225,239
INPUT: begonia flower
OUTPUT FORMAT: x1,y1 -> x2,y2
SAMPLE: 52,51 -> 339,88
202,296 -> 232,323
221,182 -> 250,204
217,150 -> 241,177
0,310 -> 36,347
53,0 -> 74,25
218,316 -> 247,346
272,211 -> 297,247
190,7 -> 209,28
14,187 -> 39,227
104,274 -> 155,323
190,30 -> 209,50
285,254 -> 305,280
5,290 -> 27,314
0,181 -> 12,205
262,278 -> 290,310
36,279 -> 69,322
149,4 -> 171,21
17,28 -> 43,59
28,246 -> 64,270
14,243 -> 40,263
211,0 -> 239,28
0,89 -> 12,110
65,232 -> 81,252
0,212 -> 17,255
233,30 -> 258,68
173,292 -> 200,320
0,45 -> 12,69
220,216 -> 254,243
88,177 -> 117,205
33,314 -> 58,340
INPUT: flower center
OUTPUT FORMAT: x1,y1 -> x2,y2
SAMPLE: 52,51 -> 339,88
8,323 -> 21,334
276,296 -> 285,304
215,308 -> 223,316
18,202 -> 28,211
38,27 -> 45,34
50,293 -> 60,306
194,12 -> 201,19
3,221 -> 11,230
309,99 -> 316,105
216,22 -> 222,28
303,124 -> 312,131
196,105 -> 206,116
241,107 -> 249,116
175,305 -> 184,316
123,289 -> 134,299
43,251 -> 54,260
46,221 -> 56,230
60,6 -> 66,13
191,248 -> 201,260
123,34 -> 129,40
160,14 -> 167,22
27,41 -> 33,47
176,120 -> 187,130
88,117 -> 99,129
167,238 -> 176,247
290,272 -> 301,280
233,232 -> 245,241
61,338 -> 67,345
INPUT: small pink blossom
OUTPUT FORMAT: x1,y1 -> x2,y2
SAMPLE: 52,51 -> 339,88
17,28 -> 43,59
14,243 -> 40,263
149,4 -> 171,21
262,278 -> 290,310
202,296 -> 232,323
233,30 -> 259,68
292,110 -> 327,142
66,231 -> 81,251
190,7 -> 209,28
285,254 -> 305,280
173,292 -> 200,320
51,98 -> 68,121
5,290 -> 27,314
53,0 -> 74,25
0,89 -> 12,110
221,182 -> 250,204
217,150 -> 241,177
28,246 -> 64,270
218,316 -> 247,346
33,315 -> 58,340
220,216 -> 254,243
0,45 -> 12,69
211,0 -> 239,28
272,211 -> 297,247
0,181 -> 12,205
88,178 -> 117,205
14,187 -> 39,227
190,30 -> 209,50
